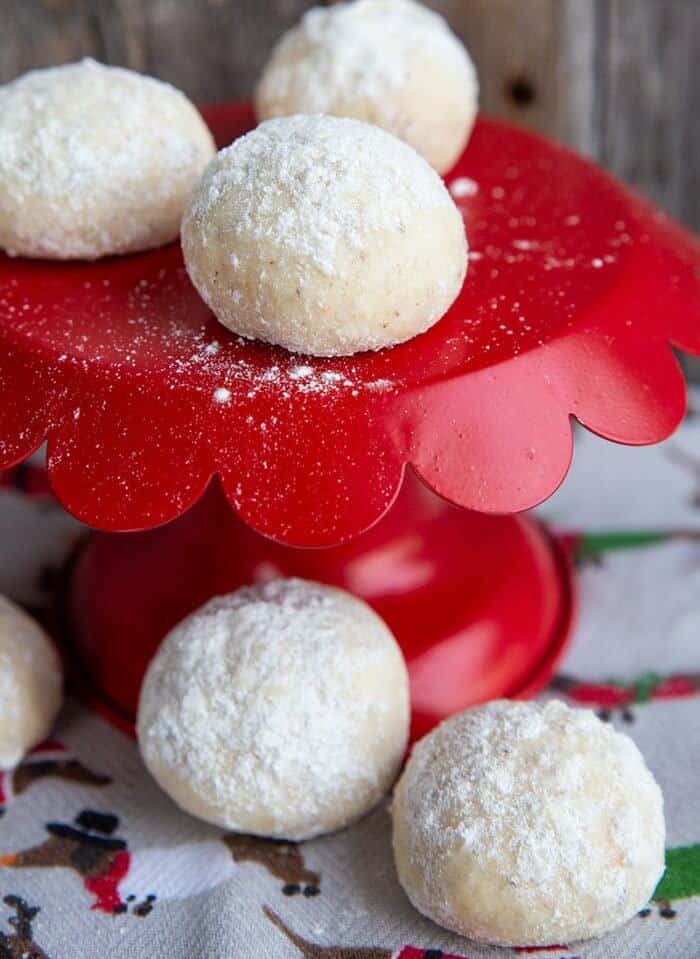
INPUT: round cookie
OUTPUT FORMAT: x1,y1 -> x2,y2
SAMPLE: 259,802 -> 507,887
392,700 -> 665,946
0,59 -> 216,259
181,115 -> 467,356
0,595 -> 63,769
255,0 -> 478,174
137,579 -> 410,839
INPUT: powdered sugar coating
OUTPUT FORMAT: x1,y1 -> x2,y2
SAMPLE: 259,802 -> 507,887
0,595 -> 63,768
392,700 -> 665,946
0,59 -> 215,259
256,0 -> 478,173
182,114 -> 467,356
137,579 -> 410,839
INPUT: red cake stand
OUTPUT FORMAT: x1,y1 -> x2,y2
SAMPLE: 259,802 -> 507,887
1,103 -> 699,740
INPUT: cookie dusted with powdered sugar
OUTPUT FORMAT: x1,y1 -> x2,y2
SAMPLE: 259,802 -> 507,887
181,115 -> 467,356
0,595 -> 63,769
392,700 -> 665,947
137,579 -> 410,840
0,59 -> 215,259
256,0 -> 478,174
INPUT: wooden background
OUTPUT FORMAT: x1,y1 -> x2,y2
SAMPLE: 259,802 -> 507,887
1,0 -> 699,374
2,0 -> 698,228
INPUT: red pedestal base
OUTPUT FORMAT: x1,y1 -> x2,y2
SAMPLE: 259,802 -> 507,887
59,473 -> 575,741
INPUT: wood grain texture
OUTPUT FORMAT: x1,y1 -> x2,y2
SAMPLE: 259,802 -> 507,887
602,0 -> 699,228
432,0 -> 561,136
1,1 -> 107,76
0,0 -> 698,373
435,0 -> 699,227
2,0 -> 695,224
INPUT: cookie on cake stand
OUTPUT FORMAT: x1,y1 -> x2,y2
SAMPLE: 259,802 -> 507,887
1,102 -> 698,738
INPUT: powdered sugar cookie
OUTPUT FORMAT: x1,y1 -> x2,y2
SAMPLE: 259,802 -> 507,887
181,114 -> 467,356
392,700 -> 665,946
137,579 -> 410,840
0,59 -> 216,259
256,0 -> 478,174
0,595 -> 63,769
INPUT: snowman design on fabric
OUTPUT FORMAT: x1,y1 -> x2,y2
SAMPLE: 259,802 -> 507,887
0,807 -> 320,916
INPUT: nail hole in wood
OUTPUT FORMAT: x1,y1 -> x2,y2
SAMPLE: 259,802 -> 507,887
507,75 -> 536,107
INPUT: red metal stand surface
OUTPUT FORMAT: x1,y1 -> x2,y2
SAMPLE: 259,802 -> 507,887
61,474 -> 574,740
1,102 -> 698,736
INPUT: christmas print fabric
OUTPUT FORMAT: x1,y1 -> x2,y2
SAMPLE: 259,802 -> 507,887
0,403 -> 699,959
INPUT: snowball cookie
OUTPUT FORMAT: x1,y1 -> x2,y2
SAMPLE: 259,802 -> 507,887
392,700 -> 665,947
182,115 -> 467,356
0,59 -> 216,259
0,595 -> 63,769
137,579 -> 410,839
255,0 -> 478,174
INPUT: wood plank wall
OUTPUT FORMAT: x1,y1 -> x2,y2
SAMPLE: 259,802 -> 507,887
1,0 -> 698,374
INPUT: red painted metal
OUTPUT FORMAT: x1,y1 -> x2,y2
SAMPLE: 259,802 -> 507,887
61,473 -> 575,741
2,102 -> 699,736
1,103 -> 698,546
